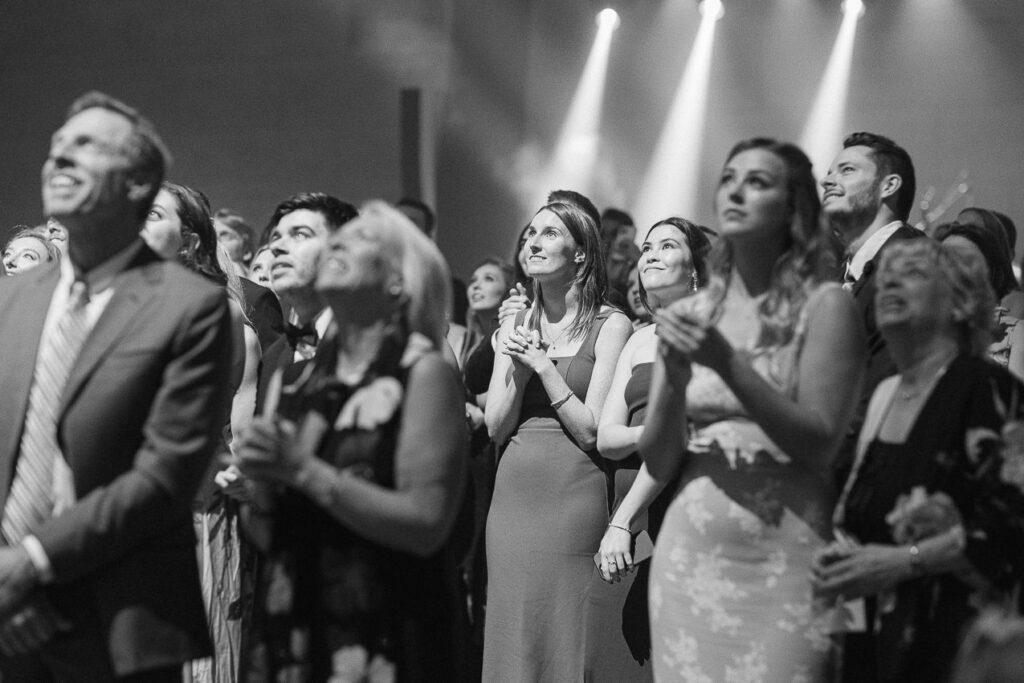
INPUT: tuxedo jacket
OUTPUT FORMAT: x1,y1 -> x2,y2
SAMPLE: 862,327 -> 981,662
834,223 -> 927,488
0,243 -> 234,676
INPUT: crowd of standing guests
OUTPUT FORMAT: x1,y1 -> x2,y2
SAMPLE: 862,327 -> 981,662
3,91 -> 1024,683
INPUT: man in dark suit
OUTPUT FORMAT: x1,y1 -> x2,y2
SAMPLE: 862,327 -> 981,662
255,193 -> 357,414
821,134 -> 926,496
0,92 -> 234,680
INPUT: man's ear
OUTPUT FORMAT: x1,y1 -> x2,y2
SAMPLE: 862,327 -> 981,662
878,173 -> 903,201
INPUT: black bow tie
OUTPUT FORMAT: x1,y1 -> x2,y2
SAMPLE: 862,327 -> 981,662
285,322 -> 318,349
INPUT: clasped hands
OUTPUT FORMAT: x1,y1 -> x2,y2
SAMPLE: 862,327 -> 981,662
653,299 -> 731,382
502,325 -> 551,373
810,534 -> 908,601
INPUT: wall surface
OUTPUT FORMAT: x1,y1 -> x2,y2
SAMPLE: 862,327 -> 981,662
3,0 -> 1024,278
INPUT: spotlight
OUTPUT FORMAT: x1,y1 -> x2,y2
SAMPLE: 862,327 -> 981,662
842,0 -> 865,17
596,8 -> 620,30
699,0 -> 724,21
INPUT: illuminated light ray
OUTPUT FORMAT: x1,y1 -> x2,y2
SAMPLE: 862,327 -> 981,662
538,10 -> 620,200
633,0 -> 722,230
799,0 -> 865,178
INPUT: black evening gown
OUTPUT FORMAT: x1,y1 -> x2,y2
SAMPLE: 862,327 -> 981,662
246,332 -> 466,682
838,354 -> 1024,683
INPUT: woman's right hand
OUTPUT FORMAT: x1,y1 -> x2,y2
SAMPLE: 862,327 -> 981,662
598,525 -> 634,583
498,283 -> 530,325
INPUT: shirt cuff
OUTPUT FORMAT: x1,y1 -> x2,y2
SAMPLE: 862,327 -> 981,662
21,535 -> 54,584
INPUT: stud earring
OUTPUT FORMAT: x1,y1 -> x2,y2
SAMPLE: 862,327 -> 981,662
388,283 -> 403,298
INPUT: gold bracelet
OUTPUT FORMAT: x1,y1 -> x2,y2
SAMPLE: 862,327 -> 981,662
551,390 -> 574,410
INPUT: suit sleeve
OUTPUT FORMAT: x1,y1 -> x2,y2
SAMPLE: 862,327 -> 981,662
34,287 -> 234,583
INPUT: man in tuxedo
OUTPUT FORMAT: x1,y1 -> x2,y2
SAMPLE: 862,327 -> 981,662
255,192 -> 357,414
821,132 -> 926,483
0,92 -> 234,680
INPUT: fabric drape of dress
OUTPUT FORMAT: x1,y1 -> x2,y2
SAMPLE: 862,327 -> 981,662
245,330 -> 467,683
649,283 -> 839,682
483,312 -> 614,682
835,354 -> 1024,683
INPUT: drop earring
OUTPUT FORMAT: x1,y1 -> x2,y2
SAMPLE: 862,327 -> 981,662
690,270 -> 699,292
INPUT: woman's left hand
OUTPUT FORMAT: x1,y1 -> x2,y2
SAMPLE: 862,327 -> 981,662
655,305 -> 732,372
235,417 -> 310,487
502,325 -> 551,373
811,543 -> 910,601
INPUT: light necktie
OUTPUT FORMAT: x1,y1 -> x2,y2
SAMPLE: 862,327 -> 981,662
2,280 -> 91,544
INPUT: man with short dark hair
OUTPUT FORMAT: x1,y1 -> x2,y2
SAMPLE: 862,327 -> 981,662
256,192 -> 358,413
821,132 -> 925,482
0,92 -> 234,680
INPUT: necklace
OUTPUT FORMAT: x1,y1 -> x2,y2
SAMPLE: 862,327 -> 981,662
540,318 -> 573,351
895,349 -> 958,402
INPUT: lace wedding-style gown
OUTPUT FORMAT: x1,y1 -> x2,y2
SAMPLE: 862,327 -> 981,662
649,284 -> 838,683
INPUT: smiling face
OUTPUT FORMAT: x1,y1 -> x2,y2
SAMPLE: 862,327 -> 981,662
2,236 -> 49,275
45,218 -> 68,253
267,209 -> 331,297
316,221 -> 392,297
820,145 -> 883,235
715,148 -> 792,243
639,224 -> 694,292
468,263 -> 508,312
140,188 -> 184,260
42,107 -> 138,228
523,209 -> 582,282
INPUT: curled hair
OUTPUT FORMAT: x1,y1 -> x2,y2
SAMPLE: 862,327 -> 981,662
527,196 -> 607,342
637,217 -> 712,313
334,201 -> 452,350
935,211 -> 1016,299
5,227 -> 60,263
877,239 -> 994,357
67,91 -> 171,219
709,137 -> 825,348
843,131 -> 916,222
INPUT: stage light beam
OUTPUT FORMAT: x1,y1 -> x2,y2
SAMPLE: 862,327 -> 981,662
800,0 -> 865,178
538,10 -> 620,199
633,1 -> 722,229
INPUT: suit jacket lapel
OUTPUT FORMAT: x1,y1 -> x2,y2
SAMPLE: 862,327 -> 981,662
0,266 -> 60,501
60,249 -> 163,417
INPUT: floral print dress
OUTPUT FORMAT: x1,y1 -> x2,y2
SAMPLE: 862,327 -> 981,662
246,331 -> 463,683
835,354 -> 1024,682
649,284 -> 838,683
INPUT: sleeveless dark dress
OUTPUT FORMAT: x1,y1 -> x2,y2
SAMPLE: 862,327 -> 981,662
582,361 -> 661,682
246,332 -> 464,682
483,314 -> 611,682
837,355 -> 1024,683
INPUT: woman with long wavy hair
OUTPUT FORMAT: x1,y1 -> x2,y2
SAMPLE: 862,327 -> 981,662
639,138 -> 866,680
482,192 -> 632,681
